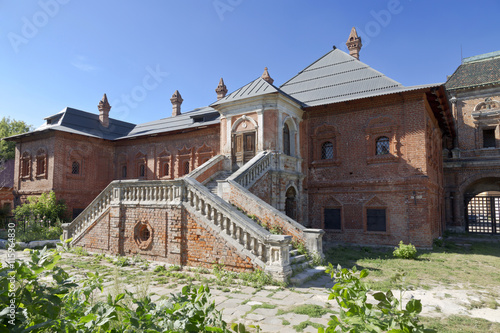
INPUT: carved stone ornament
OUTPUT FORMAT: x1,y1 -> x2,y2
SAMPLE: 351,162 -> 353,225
134,219 -> 154,250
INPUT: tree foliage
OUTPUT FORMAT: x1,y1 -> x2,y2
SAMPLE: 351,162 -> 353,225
13,191 -> 67,224
0,117 -> 33,160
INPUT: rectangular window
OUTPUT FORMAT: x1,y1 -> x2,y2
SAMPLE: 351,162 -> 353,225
483,129 -> 496,148
367,209 -> 386,232
324,208 -> 341,230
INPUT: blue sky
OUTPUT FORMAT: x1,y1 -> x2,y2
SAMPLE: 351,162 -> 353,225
1,0 -> 499,127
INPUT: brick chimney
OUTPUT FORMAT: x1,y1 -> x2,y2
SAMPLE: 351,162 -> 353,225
261,67 -> 274,85
170,90 -> 183,117
98,93 -> 111,127
215,78 -> 228,100
346,27 -> 362,60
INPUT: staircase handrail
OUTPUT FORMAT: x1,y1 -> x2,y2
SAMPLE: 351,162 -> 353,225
229,150 -> 272,188
183,176 -> 292,275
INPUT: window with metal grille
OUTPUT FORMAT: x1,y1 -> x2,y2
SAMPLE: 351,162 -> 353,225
321,141 -> 334,159
483,129 -> 496,148
324,208 -> 341,230
71,161 -> 80,175
367,209 -> 386,232
121,165 -> 127,178
184,161 -> 190,175
139,164 -> 145,177
139,225 -> 150,241
376,137 -> 390,155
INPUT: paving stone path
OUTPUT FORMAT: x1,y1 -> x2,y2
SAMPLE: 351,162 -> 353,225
2,249 -> 500,332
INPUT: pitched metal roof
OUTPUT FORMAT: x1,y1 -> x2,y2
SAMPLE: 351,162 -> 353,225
211,77 -> 281,106
120,106 -> 219,139
279,48 -> 404,107
445,51 -> 500,90
34,107 -> 136,140
5,106 -> 220,142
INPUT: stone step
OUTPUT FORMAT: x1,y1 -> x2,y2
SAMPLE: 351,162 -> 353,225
203,171 -> 233,196
290,253 -> 308,264
289,266 -> 327,286
291,260 -> 310,272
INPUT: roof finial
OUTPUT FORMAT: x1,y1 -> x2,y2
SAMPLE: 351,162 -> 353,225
346,27 -> 362,60
215,78 -> 228,100
261,67 -> 274,85
98,93 -> 111,127
170,90 -> 183,117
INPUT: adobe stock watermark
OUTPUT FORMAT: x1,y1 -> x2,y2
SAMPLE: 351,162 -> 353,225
6,221 -> 17,326
111,65 -> 169,120
355,0 -> 410,48
213,0 -> 243,21
7,0 -> 71,54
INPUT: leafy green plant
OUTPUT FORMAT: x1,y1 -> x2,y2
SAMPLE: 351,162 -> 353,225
113,256 -> 129,267
154,265 -> 167,273
393,241 -> 418,259
0,240 -> 249,332
321,264 -> 435,333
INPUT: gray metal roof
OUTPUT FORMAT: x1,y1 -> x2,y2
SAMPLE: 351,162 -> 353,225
280,48 -> 404,107
6,106 -> 220,142
121,106 -> 219,139
211,77 -> 280,106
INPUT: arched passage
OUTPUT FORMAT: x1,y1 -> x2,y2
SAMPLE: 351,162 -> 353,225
464,177 -> 500,234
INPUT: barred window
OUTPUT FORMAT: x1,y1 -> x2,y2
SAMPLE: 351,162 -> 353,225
321,141 -> 334,159
376,137 -> 390,155
184,161 -> 190,175
367,209 -> 386,232
71,161 -> 80,175
139,225 -> 151,241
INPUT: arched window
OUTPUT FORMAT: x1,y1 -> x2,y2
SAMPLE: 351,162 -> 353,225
321,141 -> 334,159
121,165 -> 127,178
163,163 -> 169,176
376,137 -> 390,155
283,123 -> 290,156
285,186 -> 297,220
184,161 -> 190,175
71,161 -> 80,175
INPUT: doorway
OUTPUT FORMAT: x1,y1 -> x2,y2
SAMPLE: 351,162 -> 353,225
232,131 -> 256,169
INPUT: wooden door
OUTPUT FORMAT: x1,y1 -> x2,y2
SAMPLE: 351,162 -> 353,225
232,131 -> 256,168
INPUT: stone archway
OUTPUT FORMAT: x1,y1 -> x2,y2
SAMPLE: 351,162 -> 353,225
463,177 -> 500,234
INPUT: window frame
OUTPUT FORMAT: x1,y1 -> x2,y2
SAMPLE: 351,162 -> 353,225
310,125 -> 340,166
323,208 -> 342,231
365,119 -> 398,164
365,208 -> 387,232
20,152 -> 32,180
35,149 -> 48,179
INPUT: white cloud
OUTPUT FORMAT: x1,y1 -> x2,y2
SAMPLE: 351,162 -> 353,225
71,55 -> 97,72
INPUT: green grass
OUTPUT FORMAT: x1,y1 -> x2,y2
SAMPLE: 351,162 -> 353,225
277,304 -> 332,318
325,240 -> 500,292
293,320 -> 325,332
421,315 -> 500,332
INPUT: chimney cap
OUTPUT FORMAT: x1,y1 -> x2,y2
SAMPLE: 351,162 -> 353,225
216,78 -> 228,100
98,93 -> 111,112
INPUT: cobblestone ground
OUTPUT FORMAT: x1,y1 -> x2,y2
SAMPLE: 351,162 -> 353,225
2,249 -> 500,332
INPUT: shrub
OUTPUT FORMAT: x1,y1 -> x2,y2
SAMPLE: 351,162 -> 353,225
393,240 -> 417,259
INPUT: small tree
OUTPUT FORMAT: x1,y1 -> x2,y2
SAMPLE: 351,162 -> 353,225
0,117 -> 33,160
14,191 -> 67,225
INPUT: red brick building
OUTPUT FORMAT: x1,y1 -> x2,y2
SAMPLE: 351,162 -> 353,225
6,28 -> 483,276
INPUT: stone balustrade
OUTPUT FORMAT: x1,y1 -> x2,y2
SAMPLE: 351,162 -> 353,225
63,180 -> 184,242
183,177 -> 292,278
231,151 -> 272,188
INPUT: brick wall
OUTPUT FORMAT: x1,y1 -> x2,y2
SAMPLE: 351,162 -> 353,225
303,91 -> 444,247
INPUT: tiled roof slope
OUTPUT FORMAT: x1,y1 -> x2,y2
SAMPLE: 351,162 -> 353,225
446,51 -> 500,90
280,48 -> 403,107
